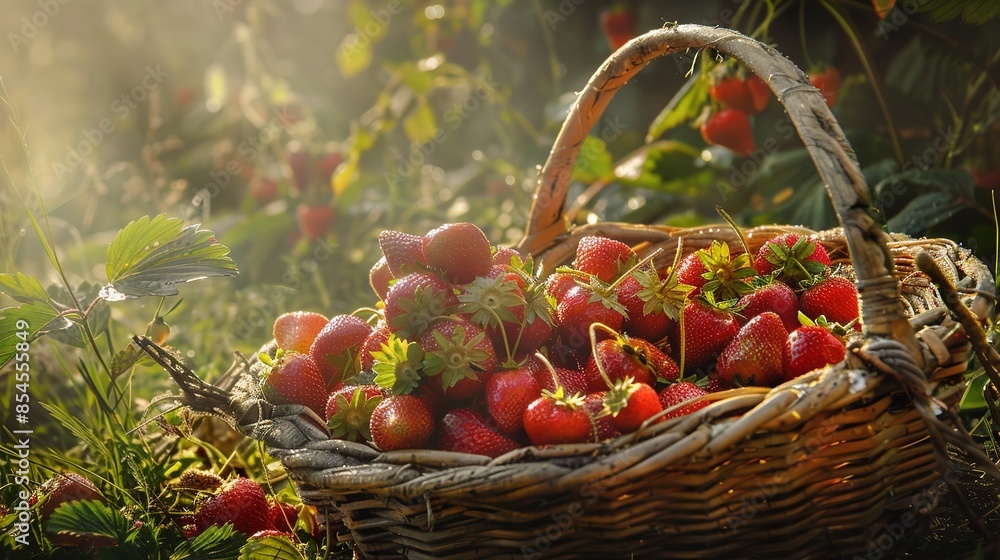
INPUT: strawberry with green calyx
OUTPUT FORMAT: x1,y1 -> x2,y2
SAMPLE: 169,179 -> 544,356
378,229 -> 427,278
752,233 -> 831,287
492,245 -> 524,267
583,322 -> 666,391
371,333 -> 426,395
309,314 -> 373,388
582,392 -> 620,441
423,222 -> 493,285
259,351 -> 328,418
325,385 -> 384,442
360,321 -> 391,371
715,311 -> 787,388
420,319 -> 496,399
485,367 -> 543,435
691,240 -> 757,300
190,477 -> 274,537
658,381 -> 710,420
523,385 -> 592,446
383,272 -> 458,339
738,276 -> 800,332
369,394 -> 435,451
573,235 -> 638,283
435,408 -> 521,458
781,313 -> 848,382
273,310 -> 329,354
457,273 -> 526,359
619,262 -> 691,343
603,377 -> 663,434
673,291 -> 741,375
799,275 -> 860,329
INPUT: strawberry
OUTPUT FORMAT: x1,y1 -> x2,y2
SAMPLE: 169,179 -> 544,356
752,233 -> 831,287
250,177 -> 279,203
545,272 -> 578,301
369,394 -> 435,451
370,332 -> 426,395
715,312 -> 787,387
531,363 -> 589,396
604,379 -> 663,434
556,283 -> 626,350
746,75 -> 771,113
658,382 -> 710,420
288,147 -> 311,189
675,295 -> 740,373
191,477 -> 274,537
457,273 -> 528,354
492,246 -> 523,267
435,408 -> 520,458
423,222 -> 493,285
420,318 -> 496,399
309,315 -> 373,388
682,241 -> 756,300
599,5 -> 636,51
633,337 -> 679,383
582,392 -> 620,441
701,108 -> 755,156
584,335 -> 658,391
296,203 -> 334,242
260,352 -> 328,418
523,387 -> 593,445
383,272 -> 457,339
325,385 -> 384,442
618,264 -> 690,343
809,66 -> 841,108
573,236 -> 637,283
485,367 -> 542,435
704,375 -> 730,393
273,310 -> 329,354
360,321 -> 391,371
268,499 -> 298,534
782,325 -> 847,382
34,472 -> 113,548
315,151 -> 343,183
369,256 -> 393,301
738,280 -> 800,332
710,76 -> 757,114
378,229 -> 427,278
799,276 -> 860,328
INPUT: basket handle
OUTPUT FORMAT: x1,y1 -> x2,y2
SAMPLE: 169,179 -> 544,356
517,24 -> 921,358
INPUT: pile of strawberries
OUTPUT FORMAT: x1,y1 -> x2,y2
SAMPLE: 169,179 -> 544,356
257,222 -> 860,457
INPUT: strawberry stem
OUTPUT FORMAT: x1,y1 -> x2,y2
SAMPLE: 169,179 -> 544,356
534,352 -> 562,394
716,205 -> 752,257
588,322 -> 622,389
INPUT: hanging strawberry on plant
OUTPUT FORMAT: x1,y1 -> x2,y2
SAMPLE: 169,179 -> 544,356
599,4 -> 636,52
809,65 -> 842,108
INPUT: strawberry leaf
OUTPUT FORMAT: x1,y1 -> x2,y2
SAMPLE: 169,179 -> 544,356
239,532 -> 304,560
171,525 -> 245,560
46,499 -> 132,544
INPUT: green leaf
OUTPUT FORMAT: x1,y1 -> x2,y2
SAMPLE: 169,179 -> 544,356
403,102 -> 438,146
612,141 -> 701,189
959,370 -> 989,411
0,273 -> 50,304
336,34 -> 373,77
886,192 -> 966,236
646,74 -> 710,142
240,532 -> 304,560
46,499 -> 132,544
0,301 -> 70,368
171,525 -> 245,560
104,214 -> 238,299
572,136 -> 614,184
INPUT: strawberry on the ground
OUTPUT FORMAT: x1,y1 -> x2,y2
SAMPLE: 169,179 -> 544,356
296,203 -> 334,243
326,385 -> 384,442
582,392 -> 620,441
604,379 -> 663,434
369,394 -> 435,451
810,66 -> 842,108
746,75 -> 770,113
799,276 -> 860,328
33,472 -> 112,548
378,229 -> 427,278
573,236 -> 637,283
710,76 -> 757,114
383,272 -> 457,339
752,233 -> 831,287
738,279 -> 800,332
268,499 -> 298,534
485,367 -> 542,435
369,256 -> 393,301
191,477 -> 274,537
715,312 -> 787,387
423,222 -> 493,285
273,311 -> 329,354
309,314 -> 373,388
782,325 -> 847,382
523,387 -> 593,445
674,295 -> 740,373
599,5 -> 636,51
420,318 -> 497,399
658,382 -> 710,420
435,408 -> 520,458
701,108 -> 755,156
260,352 -> 329,418
360,321 -> 391,371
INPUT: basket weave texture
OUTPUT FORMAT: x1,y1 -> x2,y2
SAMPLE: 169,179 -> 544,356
152,24 -> 1000,559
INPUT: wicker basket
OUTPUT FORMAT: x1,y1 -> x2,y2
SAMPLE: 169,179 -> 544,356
148,24 -> 1000,559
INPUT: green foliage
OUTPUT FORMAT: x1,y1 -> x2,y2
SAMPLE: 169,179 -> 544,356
46,500 -> 133,546
171,525 -> 247,560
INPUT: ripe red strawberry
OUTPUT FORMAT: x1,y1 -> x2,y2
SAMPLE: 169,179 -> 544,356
420,318 -> 497,399
583,335 -> 658,392
34,472 -> 112,547
383,272 -> 458,339
370,332 -> 427,395
369,394 -> 435,451
604,380 -> 663,434
523,388 -> 593,445
369,256 -> 393,301
492,246 -> 523,267
423,222 -> 493,285
681,241 -> 756,300
435,408 -> 520,458
675,296 -> 740,373
260,352 -> 328,418
325,385 -> 384,442
710,76 -> 757,114
309,315 -> 373,388
273,311 -> 329,354
545,272 -> 578,301
632,337 -> 679,383
192,477 -> 273,537
582,392 -> 620,441
574,236 -> 637,283
738,280 -> 800,332
701,108 -> 754,156
810,66 -> 841,108
288,148 -> 311,189
704,375 -> 730,393
268,499 -> 298,534
485,367 -> 542,435
658,382 -> 710,420
378,229 -> 427,278
799,276 -> 860,328
746,75 -> 770,113
360,321 -> 391,371
458,273 -> 530,359
617,265 -> 690,343
782,326 -> 846,382
599,5 -> 636,51
752,233 -> 831,286
296,203 -> 334,242
556,283 -> 626,350
715,312 -> 787,387
250,177 -> 279,203
315,151 -> 343,183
